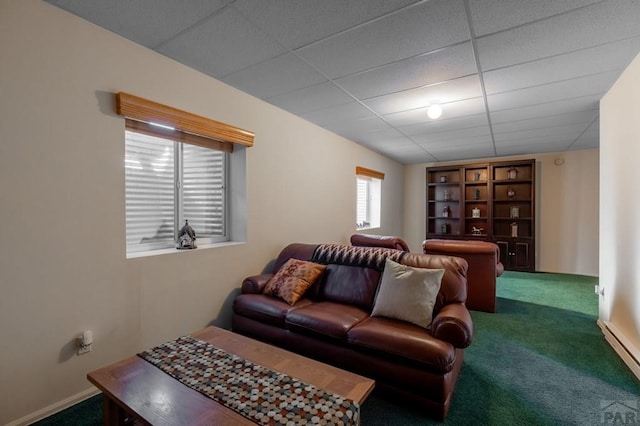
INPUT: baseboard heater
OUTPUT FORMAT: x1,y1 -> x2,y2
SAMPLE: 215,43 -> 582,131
598,319 -> 640,381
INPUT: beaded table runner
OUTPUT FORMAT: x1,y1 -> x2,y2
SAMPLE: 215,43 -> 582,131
138,335 -> 359,425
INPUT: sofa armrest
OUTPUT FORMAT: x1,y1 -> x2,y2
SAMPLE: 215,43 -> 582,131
431,303 -> 473,348
241,274 -> 273,294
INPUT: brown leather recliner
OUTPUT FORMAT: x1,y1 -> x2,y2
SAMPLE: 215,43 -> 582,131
350,233 -> 410,251
423,239 -> 504,313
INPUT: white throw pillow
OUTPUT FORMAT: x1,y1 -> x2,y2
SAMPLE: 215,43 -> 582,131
371,258 -> 444,328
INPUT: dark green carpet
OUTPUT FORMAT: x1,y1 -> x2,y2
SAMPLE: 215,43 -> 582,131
35,272 -> 639,425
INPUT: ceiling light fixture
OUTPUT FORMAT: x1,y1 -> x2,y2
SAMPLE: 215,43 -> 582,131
427,104 -> 442,120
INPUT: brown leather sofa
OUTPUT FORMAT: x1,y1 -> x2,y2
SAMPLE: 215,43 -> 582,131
350,233 -> 410,251
422,239 -> 504,313
232,243 -> 473,420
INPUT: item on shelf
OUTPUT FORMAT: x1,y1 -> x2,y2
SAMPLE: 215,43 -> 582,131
507,187 -> 516,199
440,175 -> 447,183
441,223 -> 448,234
510,206 -> 520,218
510,222 -> 518,237
471,226 -> 483,236
473,189 -> 480,200
473,172 -> 481,181
442,205 -> 450,218
507,166 -> 518,180
444,190 -> 450,201
472,207 -> 480,218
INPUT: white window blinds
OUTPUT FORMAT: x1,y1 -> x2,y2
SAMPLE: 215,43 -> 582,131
125,130 -> 227,253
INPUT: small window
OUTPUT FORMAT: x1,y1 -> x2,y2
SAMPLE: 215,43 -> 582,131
114,92 -> 254,256
125,130 -> 228,253
356,167 -> 383,230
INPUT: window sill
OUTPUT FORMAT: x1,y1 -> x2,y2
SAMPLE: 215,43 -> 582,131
127,241 -> 244,259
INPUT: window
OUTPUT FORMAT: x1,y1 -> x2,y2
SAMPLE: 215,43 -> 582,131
356,167 -> 384,230
115,92 -> 254,255
125,129 -> 227,252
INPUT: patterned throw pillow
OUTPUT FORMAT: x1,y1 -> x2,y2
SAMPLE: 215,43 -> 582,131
264,259 -> 326,305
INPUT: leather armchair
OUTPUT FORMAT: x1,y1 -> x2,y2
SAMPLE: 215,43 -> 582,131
350,234 -> 410,251
422,239 -> 504,313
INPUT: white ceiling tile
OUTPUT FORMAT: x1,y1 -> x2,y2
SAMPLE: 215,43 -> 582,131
364,75 -> 483,115
230,0 -> 419,50
355,128 -> 408,144
400,114 -> 489,136
157,7 -> 287,77
412,125 -> 492,144
476,0 -> 640,71
496,140 -> 571,156
382,97 -> 486,127
493,110 -> 598,134
362,136 -> 417,150
490,94 -> 601,124
267,82 -> 354,115
296,0 -> 469,78
468,0 -> 602,37
487,71 -> 619,112
381,145 -> 437,164
335,42 -> 477,99
416,134 -> 494,149
494,124 -> 587,143
429,146 -> 497,162
300,102 -> 376,127
495,134 -> 577,148
483,39 -> 640,95
326,118 -> 392,141
221,54 -> 327,99
45,0 -> 231,47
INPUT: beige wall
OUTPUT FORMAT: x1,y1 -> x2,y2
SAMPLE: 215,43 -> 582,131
0,2 -> 403,424
403,149 -> 600,276
599,53 -> 640,358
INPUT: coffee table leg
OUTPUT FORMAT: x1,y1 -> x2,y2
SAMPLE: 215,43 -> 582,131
103,394 -> 127,425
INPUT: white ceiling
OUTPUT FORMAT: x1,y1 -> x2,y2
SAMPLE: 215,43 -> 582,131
46,0 -> 640,164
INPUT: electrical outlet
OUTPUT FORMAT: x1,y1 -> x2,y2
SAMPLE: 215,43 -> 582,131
594,285 -> 604,296
77,330 -> 93,355
77,342 -> 91,355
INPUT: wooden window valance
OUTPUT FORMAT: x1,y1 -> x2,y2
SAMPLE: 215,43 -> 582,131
356,166 -> 385,180
115,92 -> 254,149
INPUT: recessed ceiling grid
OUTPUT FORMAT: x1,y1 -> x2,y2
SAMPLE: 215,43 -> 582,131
46,0 -> 640,164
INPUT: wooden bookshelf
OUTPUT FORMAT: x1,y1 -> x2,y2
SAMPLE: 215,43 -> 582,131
426,159 -> 535,271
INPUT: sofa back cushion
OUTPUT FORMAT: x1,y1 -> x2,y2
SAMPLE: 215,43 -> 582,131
319,264 -> 381,310
269,243 -> 468,315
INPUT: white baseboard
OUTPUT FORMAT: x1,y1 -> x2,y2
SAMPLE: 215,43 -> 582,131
598,319 -> 640,381
6,387 -> 100,426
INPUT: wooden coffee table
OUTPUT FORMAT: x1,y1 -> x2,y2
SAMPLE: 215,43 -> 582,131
87,326 -> 375,425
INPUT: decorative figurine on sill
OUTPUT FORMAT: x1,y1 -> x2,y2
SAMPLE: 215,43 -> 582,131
177,220 -> 197,249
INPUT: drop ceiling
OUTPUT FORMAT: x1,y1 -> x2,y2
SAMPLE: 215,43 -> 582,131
46,0 -> 640,164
